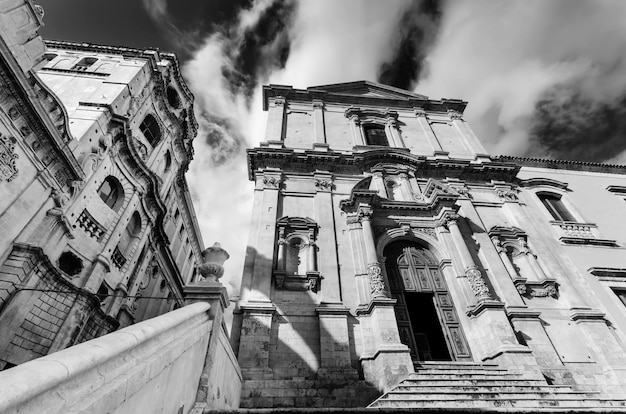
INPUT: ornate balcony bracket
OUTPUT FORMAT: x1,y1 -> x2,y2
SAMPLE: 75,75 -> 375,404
514,278 -> 559,299
551,221 -> 617,247
274,270 -> 321,293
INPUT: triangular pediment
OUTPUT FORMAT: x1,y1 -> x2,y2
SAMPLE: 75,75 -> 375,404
307,81 -> 427,100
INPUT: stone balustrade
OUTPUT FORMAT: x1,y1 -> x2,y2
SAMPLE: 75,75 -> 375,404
0,301 -> 239,414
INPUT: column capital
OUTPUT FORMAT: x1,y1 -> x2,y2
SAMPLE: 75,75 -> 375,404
357,205 -> 373,221
262,172 -> 282,189
414,107 -> 427,117
438,212 -> 461,229
448,109 -> 463,121
312,99 -> 325,109
314,176 -> 333,192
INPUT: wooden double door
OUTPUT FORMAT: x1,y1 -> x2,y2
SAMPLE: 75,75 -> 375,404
385,242 -> 471,361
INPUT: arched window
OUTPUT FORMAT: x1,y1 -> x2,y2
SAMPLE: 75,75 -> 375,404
364,124 -> 388,146
58,251 -> 83,276
118,212 -> 141,256
537,192 -> 575,222
166,86 -> 181,108
140,114 -> 162,146
98,176 -> 124,211
72,57 -> 98,71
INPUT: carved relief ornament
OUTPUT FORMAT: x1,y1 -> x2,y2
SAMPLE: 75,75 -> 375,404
0,134 -> 19,182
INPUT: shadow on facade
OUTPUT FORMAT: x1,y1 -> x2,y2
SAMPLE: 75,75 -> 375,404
232,247 -> 380,408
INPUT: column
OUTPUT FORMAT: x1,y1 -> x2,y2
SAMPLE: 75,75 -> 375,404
249,170 -> 281,301
440,212 -> 541,375
371,171 -> 387,198
346,108 -> 365,146
312,100 -> 327,145
355,203 -> 413,391
266,97 -> 286,142
442,213 -> 492,303
313,173 -> 340,303
398,173 -> 414,201
448,109 -> 489,156
386,116 -> 404,148
414,107 -> 442,153
358,206 -> 386,299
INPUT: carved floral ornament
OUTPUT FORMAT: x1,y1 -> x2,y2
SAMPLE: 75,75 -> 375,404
496,187 -> 519,201
262,174 -> 282,189
0,134 -> 19,182
314,176 -> 333,191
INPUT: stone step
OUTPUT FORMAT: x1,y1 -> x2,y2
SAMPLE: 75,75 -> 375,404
410,368 -> 515,374
405,373 -> 535,381
399,379 -> 551,387
394,384 -> 583,393
370,398 -> 626,409
382,391 -> 594,401
415,362 -> 503,369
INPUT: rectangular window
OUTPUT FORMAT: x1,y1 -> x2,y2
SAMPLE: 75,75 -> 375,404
364,125 -> 389,146
538,193 -> 576,222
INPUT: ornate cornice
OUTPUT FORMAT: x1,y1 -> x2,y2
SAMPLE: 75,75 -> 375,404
0,38 -> 83,189
247,147 -> 520,183
496,155 -> 626,175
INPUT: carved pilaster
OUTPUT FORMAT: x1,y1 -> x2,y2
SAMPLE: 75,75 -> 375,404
465,265 -> 493,302
367,262 -> 386,298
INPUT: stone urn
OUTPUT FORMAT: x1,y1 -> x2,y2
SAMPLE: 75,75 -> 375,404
197,242 -> 230,282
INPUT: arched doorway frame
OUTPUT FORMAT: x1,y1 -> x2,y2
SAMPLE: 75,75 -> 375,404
376,227 -> 472,361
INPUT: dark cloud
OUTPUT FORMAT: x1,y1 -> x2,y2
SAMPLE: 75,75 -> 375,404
527,84 -> 626,162
222,0 -> 296,98
377,0 -> 442,90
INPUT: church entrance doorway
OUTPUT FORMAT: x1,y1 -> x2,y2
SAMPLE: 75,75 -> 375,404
384,241 -> 471,361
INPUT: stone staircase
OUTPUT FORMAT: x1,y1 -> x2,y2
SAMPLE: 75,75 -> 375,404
368,361 -> 626,411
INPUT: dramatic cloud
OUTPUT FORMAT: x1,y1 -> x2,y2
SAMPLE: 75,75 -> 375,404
140,0 -> 626,313
417,0 -> 626,162
377,0 -> 442,90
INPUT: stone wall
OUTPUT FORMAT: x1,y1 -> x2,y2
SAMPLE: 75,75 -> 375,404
0,302 -> 234,414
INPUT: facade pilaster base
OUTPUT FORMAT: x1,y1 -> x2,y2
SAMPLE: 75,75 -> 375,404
481,344 -> 544,380
237,301 -> 276,376
570,307 -> 626,397
360,344 -> 413,392
356,298 -> 413,391
316,303 -> 358,378
466,301 -> 542,377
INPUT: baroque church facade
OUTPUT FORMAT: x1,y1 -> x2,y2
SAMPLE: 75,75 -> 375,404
231,81 -> 626,408
2,0 -> 626,411
0,0 -> 204,369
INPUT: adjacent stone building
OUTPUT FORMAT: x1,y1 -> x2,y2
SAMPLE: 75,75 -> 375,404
231,81 -> 626,408
0,0 -> 204,369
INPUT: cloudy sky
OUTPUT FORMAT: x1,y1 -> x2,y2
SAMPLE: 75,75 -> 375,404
38,0 -> 626,298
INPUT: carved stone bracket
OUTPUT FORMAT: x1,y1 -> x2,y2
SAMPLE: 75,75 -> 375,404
515,279 -> 558,299
465,265 -> 492,302
274,270 -> 321,293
